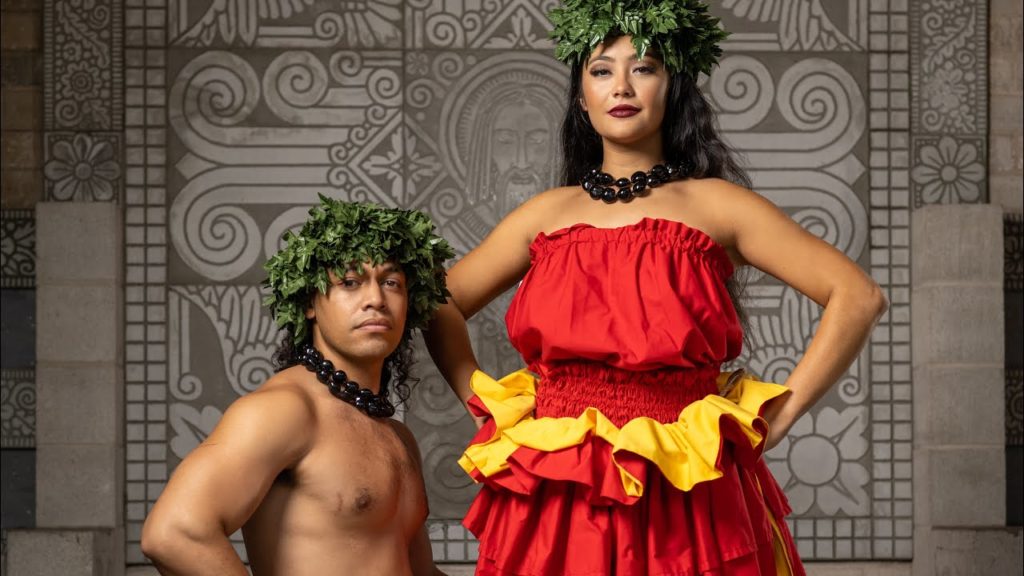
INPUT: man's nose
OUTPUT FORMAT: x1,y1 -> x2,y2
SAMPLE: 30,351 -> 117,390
362,282 -> 386,309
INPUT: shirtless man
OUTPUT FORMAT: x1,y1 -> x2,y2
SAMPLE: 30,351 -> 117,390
141,197 -> 454,575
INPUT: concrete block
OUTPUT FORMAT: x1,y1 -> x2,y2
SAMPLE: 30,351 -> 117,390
911,285 -> 1004,367
989,133 -> 1023,174
36,363 -> 121,445
803,563 -> 910,576
990,95 -> 1024,133
36,284 -> 120,363
912,365 -> 1005,446
911,205 -> 1004,286
928,447 -> 1005,527
36,202 -> 121,284
0,86 -> 42,131
990,174 -> 1024,213
915,527 -> 1023,576
0,10 -> 41,50
0,167 -> 42,209
5,529 -> 118,576
36,444 -> 120,528
0,129 -> 40,168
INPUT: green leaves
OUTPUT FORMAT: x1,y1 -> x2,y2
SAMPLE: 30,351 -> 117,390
548,0 -> 729,78
262,197 -> 455,345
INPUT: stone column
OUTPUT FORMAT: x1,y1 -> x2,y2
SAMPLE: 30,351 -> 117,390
912,204 -> 1021,575
7,202 -> 124,575
989,0 -> 1023,213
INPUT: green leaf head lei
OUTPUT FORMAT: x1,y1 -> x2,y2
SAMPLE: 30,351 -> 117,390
548,0 -> 729,78
263,195 -> 455,346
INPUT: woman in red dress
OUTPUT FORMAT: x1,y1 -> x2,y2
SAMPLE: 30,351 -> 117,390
425,2 -> 887,574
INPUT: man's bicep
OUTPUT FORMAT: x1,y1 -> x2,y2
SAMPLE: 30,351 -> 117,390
154,390 -> 315,535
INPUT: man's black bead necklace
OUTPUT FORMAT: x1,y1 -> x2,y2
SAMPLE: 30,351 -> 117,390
299,344 -> 395,418
581,161 -> 692,203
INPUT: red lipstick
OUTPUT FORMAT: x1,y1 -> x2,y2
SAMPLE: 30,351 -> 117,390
609,105 -> 640,118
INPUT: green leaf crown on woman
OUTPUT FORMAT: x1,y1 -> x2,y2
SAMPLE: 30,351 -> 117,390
548,0 -> 729,78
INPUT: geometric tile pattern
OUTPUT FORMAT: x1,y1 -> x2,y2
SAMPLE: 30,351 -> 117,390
100,0 -> 940,565
0,210 -> 35,289
123,0 -> 173,564
862,0 -> 914,560
0,369 -> 36,449
909,0 -> 988,207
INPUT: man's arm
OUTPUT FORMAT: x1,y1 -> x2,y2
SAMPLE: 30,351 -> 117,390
409,525 -> 446,576
141,385 -> 316,575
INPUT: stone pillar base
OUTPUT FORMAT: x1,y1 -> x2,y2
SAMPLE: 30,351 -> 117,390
5,528 -> 123,576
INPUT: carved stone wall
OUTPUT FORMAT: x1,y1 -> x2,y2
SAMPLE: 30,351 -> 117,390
30,0 -> 991,565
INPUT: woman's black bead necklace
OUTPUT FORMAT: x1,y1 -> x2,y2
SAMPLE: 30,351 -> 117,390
581,161 -> 691,203
299,344 -> 395,418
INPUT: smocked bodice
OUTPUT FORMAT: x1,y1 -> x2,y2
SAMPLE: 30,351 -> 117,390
505,217 -> 742,373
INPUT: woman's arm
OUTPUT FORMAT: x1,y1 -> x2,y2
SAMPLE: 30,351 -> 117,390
424,193 -> 551,408
709,179 -> 888,448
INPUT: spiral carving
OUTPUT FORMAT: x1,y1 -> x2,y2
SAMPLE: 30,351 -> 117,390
230,348 -> 275,396
367,69 -> 402,107
710,56 -> 774,131
412,372 -> 467,426
836,372 -> 868,405
432,53 -> 466,81
777,62 -> 851,135
196,205 -> 262,268
407,78 -> 444,109
329,51 -> 363,82
171,373 -> 204,402
313,12 -> 345,43
264,51 -> 329,119
425,14 -> 465,47
429,187 -> 465,220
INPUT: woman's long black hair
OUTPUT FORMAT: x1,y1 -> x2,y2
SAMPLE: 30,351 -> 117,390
273,324 -> 417,407
560,59 -> 750,327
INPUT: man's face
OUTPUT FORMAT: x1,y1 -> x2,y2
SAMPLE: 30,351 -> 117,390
491,101 -> 552,209
306,261 -> 409,365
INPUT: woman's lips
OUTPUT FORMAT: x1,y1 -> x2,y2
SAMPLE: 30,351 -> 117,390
608,106 -> 640,118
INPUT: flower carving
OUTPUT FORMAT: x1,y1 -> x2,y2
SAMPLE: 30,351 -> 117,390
767,406 -> 870,515
911,136 -> 984,204
922,61 -> 970,129
44,134 -> 121,201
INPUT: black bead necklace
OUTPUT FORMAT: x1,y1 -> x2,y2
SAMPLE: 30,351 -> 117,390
580,161 -> 692,203
299,344 -> 396,418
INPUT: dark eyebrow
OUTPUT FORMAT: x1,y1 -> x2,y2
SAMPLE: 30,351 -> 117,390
589,54 -> 641,64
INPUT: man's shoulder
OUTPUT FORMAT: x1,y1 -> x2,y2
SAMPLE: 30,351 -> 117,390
229,368 -> 319,426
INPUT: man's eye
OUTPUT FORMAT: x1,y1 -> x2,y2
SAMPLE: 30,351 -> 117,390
383,279 -> 403,289
341,278 -> 360,288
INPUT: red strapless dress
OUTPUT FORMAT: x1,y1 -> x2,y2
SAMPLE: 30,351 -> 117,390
459,218 -> 804,576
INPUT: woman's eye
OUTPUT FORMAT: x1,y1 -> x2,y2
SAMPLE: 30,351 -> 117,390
634,65 -> 655,74
589,68 -> 611,77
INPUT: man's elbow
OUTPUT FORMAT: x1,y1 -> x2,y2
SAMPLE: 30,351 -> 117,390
141,512 -> 203,564
141,514 -> 178,562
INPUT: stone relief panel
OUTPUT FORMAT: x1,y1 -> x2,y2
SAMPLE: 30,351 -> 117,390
909,0 -> 988,207
0,210 -> 35,289
168,0 -> 403,48
118,0 -> 916,563
43,132 -> 123,202
44,0 -> 123,131
0,369 -> 36,449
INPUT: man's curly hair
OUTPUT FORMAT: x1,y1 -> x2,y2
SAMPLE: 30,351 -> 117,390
264,195 -> 454,401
